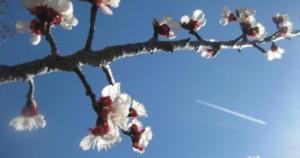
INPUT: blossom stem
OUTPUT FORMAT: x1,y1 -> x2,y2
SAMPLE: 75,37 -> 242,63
73,66 -> 97,105
121,130 -> 131,137
84,4 -> 98,51
149,19 -> 159,42
189,30 -> 205,42
253,43 -> 266,54
101,65 -> 115,85
45,27 -> 59,56
26,78 -> 34,100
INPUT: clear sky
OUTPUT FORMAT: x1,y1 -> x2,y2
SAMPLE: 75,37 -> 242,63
1,0 -> 300,158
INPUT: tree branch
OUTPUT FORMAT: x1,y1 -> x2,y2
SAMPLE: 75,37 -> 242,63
84,4 -> 98,51
0,30 -> 299,85
73,66 -> 97,105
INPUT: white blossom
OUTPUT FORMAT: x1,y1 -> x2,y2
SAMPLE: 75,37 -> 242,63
201,49 -> 218,59
158,16 -> 181,39
247,22 -> 267,40
9,102 -> 46,131
80,82 -> 133,151
219,7 -> 237,26
80,120 -> 121,151
180,9 -> 206,31
96,0 -> 121,15
273,13 -> 293,37
266,44 -> 284,61
9,115 -> 46,131
129,119 -> 153,154
101,82 -> 131,131
131,100 -> 147,118
18,0 -> 78,45
236,8 -> 256,25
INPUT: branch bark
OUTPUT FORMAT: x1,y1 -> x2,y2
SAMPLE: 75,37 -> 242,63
84,4 -> 98,51
0,30 -> 299,85
73,66 -> 97,105
45,27 -> 59,56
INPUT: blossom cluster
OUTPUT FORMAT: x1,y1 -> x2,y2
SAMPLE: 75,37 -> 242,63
154,9 -> 206,40
266,43 -> 284,61
272,13 -> 293,37
16,0 -> 78,45
263,13 -> 294,61
220,7 -> 267,40
16,1 -> 293,62
79,83 -> 152,154
218,8 -> 294,61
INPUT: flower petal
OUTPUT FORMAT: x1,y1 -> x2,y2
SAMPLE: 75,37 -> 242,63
101,83 -> 121,98
193,9 -> 204,21
109,0 -> 120,8
30,33 -> 41,45
80,134 -> 94,151
132,100 -> 147,117
61,15 -> 78,30
180,15 -> 190,24
35,114 -> 46,128
100,4 -> 113,15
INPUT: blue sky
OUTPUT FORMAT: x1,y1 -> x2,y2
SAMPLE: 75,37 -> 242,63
1,0 -> 300,158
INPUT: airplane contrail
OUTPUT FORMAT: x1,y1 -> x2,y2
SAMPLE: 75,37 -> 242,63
195,99 -> 267,125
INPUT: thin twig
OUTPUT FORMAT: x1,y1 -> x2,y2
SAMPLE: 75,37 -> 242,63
189,30 -> 205,42
45,27 -> 59,56
84,4 -> 98,51
26,77 -> 34,101
73,66 -> 97,105
253,43 -> 266,54
101,65 -> 115,85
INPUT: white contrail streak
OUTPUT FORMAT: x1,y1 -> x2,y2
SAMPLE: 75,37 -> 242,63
195,99 -> 267,125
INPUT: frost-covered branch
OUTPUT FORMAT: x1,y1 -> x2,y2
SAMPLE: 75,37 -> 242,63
0,29 -> 299,84
84,3 -> 98,50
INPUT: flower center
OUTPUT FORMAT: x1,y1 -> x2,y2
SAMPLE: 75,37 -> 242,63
98,96 -> 113,108
28,5 -> 62,34
279,27 -> 289,36
189,20 -> 201,30
133,142 -> 144,151
90,121 -> 110,136
97,96 -> 113,120
21,105 -> 39,117
240,22 -> 252,34
273,16 -> 284,25
30,19 -> 43,34
228,13 -> 237,22
128,108 -> 138,118
271,44 -> 279,52
158,23 -> 171,37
